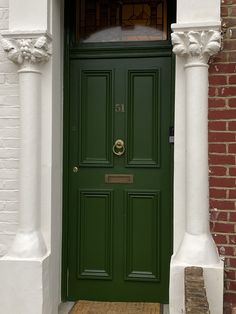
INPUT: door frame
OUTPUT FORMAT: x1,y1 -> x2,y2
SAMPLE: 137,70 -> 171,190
62,0 -> 176,301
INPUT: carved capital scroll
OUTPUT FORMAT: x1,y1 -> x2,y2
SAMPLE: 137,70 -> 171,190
1,36 -> 51,65
171,30 -> 221,63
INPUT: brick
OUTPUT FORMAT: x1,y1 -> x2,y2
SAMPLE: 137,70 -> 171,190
228,281 -> 236,291
213,234 -> 228,244
0,128 -> 19,138
0,148 -> 19,158
218,87 -> 236,96
222,0 -> 236,4
209,166 -> 227,176
214,223 -> 236,233
224,41 -> 236,51
209,75 -> 227,85
0,212 -> 17,223
210,51 -> 228,63
209,144 -> 226,153
225,270 -> 236,280
0,118 -> 19,128
208,98 -> 226,108
209,177 -> 235,188
0,107 -> 19,117
210,210 -> 228,221
228,121 -> 236,130
230,212 -> 236,221
218,246 -> 235,256
229,76 -> 236,84
209,109 -> 236,120
209,154 -> 235,165
5,74 -> 18,84
228,52 -> 236,62
5,202 -> 18,211
229,98 -> 236,107
0,169 -> 18,180
229,7 -> 236,16
229,235 -> 236,245
210,200 -> 235,210
209,87 -> 217,97
209,121 -> 226,131
229,190 -> 236,198
210,188 -> 227,198
229,168 -> 236,176
0,222 -> 17,233
209,63 -> 236,74
208,132 -> 235,142
229,144 -> 236,153
224,292 -> 236,304
222,6 -> 229,16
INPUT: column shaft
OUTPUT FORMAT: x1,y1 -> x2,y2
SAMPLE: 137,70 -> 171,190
19,68 -> 41,232
185,63 -> 209,235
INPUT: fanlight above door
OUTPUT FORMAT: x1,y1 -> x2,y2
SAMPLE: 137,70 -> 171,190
75,0 -> 167,43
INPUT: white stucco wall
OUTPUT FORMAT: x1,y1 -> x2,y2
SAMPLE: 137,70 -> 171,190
0,0 -> 19,257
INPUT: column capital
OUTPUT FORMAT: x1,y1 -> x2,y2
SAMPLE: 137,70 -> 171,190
0,32 -> 51,67
171,29 -> 221,64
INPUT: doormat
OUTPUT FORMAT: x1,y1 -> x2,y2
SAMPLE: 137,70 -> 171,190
70,300 -> 161,314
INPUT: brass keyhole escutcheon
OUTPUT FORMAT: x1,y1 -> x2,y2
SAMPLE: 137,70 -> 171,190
113,139 -> 125,156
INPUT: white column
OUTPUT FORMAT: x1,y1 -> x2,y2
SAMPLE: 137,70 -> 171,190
169,27 -> 224,314
171,28 -> 221,264
1,35 -> 51,258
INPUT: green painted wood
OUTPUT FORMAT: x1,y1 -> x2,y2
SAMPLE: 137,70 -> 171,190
79,70 -> 113,166
66,55 -> 173,303
78,190 -> 113,279
125,191 -> 160,281
127,70 -> 159,167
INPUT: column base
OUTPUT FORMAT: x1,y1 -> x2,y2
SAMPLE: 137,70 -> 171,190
0,254 -> 51,314
173,232 -> 220,265
6,231 -> 47,258
169,242 -> 224,314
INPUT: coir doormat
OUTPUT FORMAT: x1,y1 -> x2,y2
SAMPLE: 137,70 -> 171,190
70,300 -> 161,314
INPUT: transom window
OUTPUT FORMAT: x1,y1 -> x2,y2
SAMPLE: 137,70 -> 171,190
75,0 -> 167,43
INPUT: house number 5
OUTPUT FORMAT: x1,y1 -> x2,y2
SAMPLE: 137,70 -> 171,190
115,104 -> 125,113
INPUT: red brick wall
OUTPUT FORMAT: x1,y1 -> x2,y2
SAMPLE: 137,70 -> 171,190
209,1 -> 236,313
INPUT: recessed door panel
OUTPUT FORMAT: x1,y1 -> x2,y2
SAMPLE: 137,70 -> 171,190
127,70 -> 160,167
77,190 -> 113,279
125,191 -> 160,281
79,70 -> 113,166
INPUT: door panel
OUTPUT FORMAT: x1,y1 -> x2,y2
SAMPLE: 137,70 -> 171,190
79,70 -> 113,166
67,56 -> 172,303
125,191 -> 160,281
77,190 -> 113,280
127,70 -> 160,166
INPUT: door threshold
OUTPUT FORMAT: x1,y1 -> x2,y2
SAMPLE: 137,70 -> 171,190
66,301 -> 169,314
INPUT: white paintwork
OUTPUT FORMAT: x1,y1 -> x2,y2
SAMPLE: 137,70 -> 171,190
0,35 -> 52,257
9,0 -> 49,32
170,22 -> 224,314
0,0 -> 223,313
0,255 -> 50,314
58,302 -> 74,314
177,0 -> 221,24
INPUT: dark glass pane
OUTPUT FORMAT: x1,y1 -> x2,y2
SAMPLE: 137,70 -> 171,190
76,0 -> 167,43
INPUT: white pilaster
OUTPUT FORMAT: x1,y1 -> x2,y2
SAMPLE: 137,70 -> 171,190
0,34 -> 52,314
0,35 -> 51,258
169,26 -> 224,313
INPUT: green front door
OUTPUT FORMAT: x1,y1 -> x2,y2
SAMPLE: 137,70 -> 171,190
66,54 -> 173,303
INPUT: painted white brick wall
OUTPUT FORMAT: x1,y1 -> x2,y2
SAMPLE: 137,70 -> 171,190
0,0 -> 19,256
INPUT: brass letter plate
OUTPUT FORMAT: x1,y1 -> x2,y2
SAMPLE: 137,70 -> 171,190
105,174 -> 133,184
